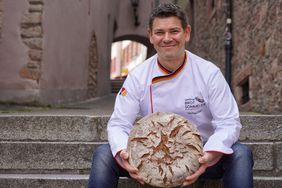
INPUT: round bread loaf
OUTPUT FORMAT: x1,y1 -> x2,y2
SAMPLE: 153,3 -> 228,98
127,112 -> 203,187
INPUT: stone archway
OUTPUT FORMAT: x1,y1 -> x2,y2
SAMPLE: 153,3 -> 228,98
87,32 -> 98,98
110,35 -> 154,93
113,35 -> 155,58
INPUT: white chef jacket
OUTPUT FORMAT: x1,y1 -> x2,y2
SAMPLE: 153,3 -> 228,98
107,50 -> 241,157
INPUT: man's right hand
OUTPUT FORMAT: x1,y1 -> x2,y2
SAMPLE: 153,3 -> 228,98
115,149 -> 145,185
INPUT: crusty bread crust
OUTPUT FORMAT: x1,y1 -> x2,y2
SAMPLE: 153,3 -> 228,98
127,112 -> 203,187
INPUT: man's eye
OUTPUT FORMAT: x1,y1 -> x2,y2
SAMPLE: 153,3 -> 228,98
171,30 -> 179,34
155,32 -> 164,35
154,31 -> 165,35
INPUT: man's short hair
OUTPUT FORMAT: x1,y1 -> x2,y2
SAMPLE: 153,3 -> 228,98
149,3 -> 189,30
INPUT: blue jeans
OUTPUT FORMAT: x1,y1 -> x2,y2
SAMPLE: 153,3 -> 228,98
87,142 -> 253,188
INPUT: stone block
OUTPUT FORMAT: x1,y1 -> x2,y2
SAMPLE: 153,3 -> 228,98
21,12 -> 42,25
27,61 -> 40,69
253,176 -> 282,188
21,26 -> 43,38
276,143 -> 282,170
28,49 -> 43,61
0,116 -> 108,142
22,38 -> 42,50
118,176 -> 282,188
0,174 -> 87,188
29,4 -> 43,12
240,115 -> 282,141
110,177 -> 222,188
245,142 -> 274,170
19,66 -> 41,81
0,142 -> 99,171
28,0 -> 43,5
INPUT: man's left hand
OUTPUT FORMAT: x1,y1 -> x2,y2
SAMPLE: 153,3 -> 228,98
181,151 -> 223,187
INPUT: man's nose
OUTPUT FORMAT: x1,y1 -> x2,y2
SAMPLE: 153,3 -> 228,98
163,32 -> 172,42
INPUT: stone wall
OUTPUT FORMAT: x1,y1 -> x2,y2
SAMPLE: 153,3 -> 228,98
186,0 -> 226,71
20,0 -> 43,83
232,0 -> 282,114
186,0 -> 282,114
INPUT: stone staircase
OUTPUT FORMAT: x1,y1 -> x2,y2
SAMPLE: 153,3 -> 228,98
0,114 -> 281,188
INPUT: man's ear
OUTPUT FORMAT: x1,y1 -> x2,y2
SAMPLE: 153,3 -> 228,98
185,25 -> 192,42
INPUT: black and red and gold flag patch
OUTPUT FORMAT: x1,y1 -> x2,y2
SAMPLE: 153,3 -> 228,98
119,87 -> 127,96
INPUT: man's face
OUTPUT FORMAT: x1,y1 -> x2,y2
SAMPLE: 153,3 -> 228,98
149,16 -> 191,61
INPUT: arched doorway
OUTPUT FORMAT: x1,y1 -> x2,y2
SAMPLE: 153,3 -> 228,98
110,40 -> 147,93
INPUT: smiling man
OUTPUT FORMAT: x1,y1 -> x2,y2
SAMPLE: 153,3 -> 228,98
149,16 -> 190,70
87,3 -> 253,188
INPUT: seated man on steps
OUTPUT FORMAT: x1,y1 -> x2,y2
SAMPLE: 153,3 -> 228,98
87,3 -> 253,188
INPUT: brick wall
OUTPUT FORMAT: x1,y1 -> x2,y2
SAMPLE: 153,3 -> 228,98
186,0 -> 282,114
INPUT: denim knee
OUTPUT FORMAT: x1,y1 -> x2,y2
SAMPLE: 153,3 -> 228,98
91,144 -> 115,168
231,143 -> 253,165
87,144 -> 120,188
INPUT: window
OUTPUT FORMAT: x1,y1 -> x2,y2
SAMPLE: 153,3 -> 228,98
234,66 -> 252,111
241,78 -> 250,105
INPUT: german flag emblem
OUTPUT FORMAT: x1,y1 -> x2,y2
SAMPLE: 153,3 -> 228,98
119,87 -> 127,96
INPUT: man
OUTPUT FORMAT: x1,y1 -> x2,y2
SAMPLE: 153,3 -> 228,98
88,3 -> 253,188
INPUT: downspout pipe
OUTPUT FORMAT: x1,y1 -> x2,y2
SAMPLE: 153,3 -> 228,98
224,0 -> 233,90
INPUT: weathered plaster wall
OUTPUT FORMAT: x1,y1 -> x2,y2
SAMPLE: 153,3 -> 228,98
40,0 -> 119,104
0,0 -> 38,103
41,0 -> 89,103
0,0 -> 119,104
0,0 -> 2,38
91,0 -> 118,98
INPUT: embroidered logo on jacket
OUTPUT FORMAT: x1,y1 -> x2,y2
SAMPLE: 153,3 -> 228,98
119,87 -> 127,96
185,97 -> 206,114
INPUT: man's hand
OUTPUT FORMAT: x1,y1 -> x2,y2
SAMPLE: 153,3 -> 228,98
115,149 -> 145,185
181,151 -> 223,187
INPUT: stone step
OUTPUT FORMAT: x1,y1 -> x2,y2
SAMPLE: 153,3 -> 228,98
0,114 -> 281,185
0,174 -> 88,188
0,115 -> 108,142
240,115 -> 282,141
0,141 -> 101,173
0,141 -> 280,176
0,115 -> 281,142
0,174 -> 281,188
118,176 -> 282,188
